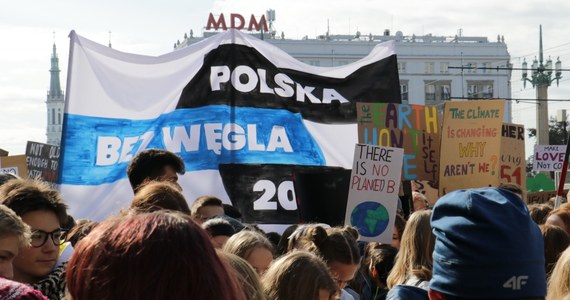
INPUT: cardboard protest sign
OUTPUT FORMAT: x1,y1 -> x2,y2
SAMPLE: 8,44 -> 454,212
411,180 -> 439,206
0,167 -> 19,176
294,167 -> 352,227
526,190 -> 568,204
0,155 -> 28,178
25,141 -> 60,184
345,144 -> 403,243
533,145 -> 567,171
500,124 -> 526,191
439,100 -> 504,195
357,103 -> 440,181
59,30 -> 400,221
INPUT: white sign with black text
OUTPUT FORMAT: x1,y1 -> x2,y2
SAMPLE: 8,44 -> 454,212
345,143 -> 403,243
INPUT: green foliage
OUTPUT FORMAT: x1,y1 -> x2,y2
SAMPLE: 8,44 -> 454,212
526,173 -> 555,192
527,116 -> 569,145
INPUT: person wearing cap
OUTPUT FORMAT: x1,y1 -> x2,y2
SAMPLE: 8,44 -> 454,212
429,187 -> 546,300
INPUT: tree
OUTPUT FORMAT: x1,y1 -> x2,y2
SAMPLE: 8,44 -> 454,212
528,116 -> 569,145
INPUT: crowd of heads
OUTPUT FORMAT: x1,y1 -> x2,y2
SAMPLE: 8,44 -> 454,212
1,149 -> 570,300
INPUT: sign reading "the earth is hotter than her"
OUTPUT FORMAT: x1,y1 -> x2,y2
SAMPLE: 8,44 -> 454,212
345,143 -> 404,243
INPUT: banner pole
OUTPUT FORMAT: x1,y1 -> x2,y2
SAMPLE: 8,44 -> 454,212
555,135 -> 570,208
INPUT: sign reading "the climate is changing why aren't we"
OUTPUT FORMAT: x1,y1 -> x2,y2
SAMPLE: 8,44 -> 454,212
439,100 -> 504,195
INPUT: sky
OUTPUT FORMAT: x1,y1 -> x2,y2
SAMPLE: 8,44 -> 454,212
1,0 -> 570,157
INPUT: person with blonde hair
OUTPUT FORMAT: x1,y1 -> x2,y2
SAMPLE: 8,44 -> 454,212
130,180 -> 190,214
262,251 -> 338,300
387,210 -> 434,290
547,247 -> 570,300
219,252 -> 267,300
223,230 -> 274,276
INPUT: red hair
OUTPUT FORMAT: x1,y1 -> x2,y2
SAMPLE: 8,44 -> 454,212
66,211 -> 244,300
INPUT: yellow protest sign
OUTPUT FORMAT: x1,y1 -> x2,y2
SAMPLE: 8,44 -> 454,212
439,100 -> 504,195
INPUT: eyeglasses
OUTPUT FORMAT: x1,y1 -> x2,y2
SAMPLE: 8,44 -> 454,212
30,229 -> 67,248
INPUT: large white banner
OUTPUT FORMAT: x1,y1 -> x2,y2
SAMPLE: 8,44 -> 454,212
60,30 -> 400,221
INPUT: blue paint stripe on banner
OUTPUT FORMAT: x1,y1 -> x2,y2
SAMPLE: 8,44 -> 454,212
60,105 -> 325,185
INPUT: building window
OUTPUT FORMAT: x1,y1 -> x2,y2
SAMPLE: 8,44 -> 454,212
440,62 -> 449,74
467,62 -> 477,74
482,62 -> 490,73
400,81 -> 409,103
425,62 -> 434,74
398,62 -> 407,74
425,83 -> 436,101
51,109 -> 55,125
467,80 -> 494,99
58,109 -> 61,125
425,81 -> 451,103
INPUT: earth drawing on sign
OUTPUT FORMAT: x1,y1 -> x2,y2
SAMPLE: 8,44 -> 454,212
350,201 -> 389,237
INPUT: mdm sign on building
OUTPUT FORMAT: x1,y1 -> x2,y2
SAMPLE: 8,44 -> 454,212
59,29 -> 400,221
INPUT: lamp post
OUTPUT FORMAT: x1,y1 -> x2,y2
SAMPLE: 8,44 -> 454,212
522,25 -> 562,148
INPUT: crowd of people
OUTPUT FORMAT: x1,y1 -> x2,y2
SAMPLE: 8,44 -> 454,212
1,148 -> 570,300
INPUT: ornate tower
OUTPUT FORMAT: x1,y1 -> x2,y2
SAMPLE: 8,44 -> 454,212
46,42 -> 65,145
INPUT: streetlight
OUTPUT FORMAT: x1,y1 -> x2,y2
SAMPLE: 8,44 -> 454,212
521,25 -> 562,148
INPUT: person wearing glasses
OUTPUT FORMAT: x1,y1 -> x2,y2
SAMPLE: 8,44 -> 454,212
0,178 -> 69,300
0,204 -> 49,299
